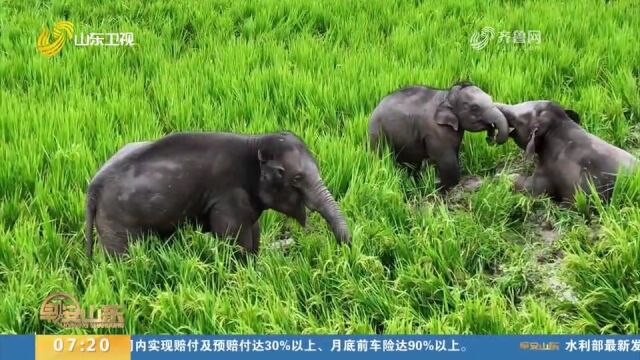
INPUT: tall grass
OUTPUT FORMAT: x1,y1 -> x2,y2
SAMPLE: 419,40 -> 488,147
0,0 -> 638,335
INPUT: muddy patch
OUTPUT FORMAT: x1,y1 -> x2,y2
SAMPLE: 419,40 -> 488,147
527,210 -> 559,245
539,228 -> 559,245
527,213 -> 580,305
460,175 -> 485,192
264,224 -> 298,252
542,264 -> 579,305
524,209 -> 562,260
445,175 -> 484,203
268,238 -> 295,251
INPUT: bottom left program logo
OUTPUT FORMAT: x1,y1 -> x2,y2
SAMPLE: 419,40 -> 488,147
39,292 -> 125,329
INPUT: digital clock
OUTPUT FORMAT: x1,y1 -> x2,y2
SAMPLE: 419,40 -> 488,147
35,335 -> 130,360
52,336 -> 110,352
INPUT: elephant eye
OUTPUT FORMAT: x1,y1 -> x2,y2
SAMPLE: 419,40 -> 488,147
292,174 -> 303,183
471,104 -> 480,112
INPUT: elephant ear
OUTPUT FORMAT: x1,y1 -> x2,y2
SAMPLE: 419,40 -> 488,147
257,149 -> 285,185
565,109 -> 580,124
434,100 -> 459,131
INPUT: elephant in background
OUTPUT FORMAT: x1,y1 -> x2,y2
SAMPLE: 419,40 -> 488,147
497,100 -> 639,204
85,131 -> 351,260
368,81 -> 509,190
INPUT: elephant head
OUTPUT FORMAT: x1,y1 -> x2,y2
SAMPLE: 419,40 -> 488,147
434,81 -> 510,145
495,100 -> 581,159
255,132 -> 351,245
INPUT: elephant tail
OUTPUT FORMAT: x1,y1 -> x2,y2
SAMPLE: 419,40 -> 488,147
84,181 -> 101,260
367,118 -> 383,154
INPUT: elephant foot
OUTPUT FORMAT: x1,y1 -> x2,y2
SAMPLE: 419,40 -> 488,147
513,174 -> 530,192
435,181 -> 457,194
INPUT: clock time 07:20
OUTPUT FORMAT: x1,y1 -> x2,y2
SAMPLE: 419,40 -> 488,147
52,337 -> 110,352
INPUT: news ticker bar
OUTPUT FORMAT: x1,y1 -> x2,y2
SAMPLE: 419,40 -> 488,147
2,335 -> 640,360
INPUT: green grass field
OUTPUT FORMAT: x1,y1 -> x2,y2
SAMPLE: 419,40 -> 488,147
1,0 -> 639,335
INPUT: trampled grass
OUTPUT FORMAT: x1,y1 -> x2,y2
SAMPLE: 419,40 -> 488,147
1,0 -> 639,335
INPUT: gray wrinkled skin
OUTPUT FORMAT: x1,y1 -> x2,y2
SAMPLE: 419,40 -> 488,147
85,131 -> 351,260
497,100 -> 639,204
368,81 -> 509,190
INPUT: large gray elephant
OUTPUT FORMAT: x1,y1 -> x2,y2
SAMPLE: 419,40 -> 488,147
368,81 -> 509,190
84,131 -> 351,259
497,100 -> 639,203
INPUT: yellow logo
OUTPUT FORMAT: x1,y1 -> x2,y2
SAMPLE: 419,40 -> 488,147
39,291 -> 125,329
520,341 -> 560,351
36,20 -> 74,57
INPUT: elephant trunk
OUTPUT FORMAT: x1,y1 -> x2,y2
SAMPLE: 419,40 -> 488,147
494,103 -> 518,128
303,176 -> 351,245
495,103 -> 513,119
486,106 -> 510,144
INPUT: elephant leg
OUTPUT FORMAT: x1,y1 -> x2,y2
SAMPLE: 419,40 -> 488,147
435,153 -> 460,191
97,229 -> 129,257
393,143 -> 425,178
400,161 -> 423,179
94,215 -> 135,257
513,174 -> 531,192
426,141 -> 460,191
209,212 -> 254,250
251,221 -> 261,254
208,189 -> 259,257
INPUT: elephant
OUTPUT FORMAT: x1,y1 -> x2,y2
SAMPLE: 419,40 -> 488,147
367,81 -> 510,190
496,100 -> 639,204
84,131 -> 351,260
